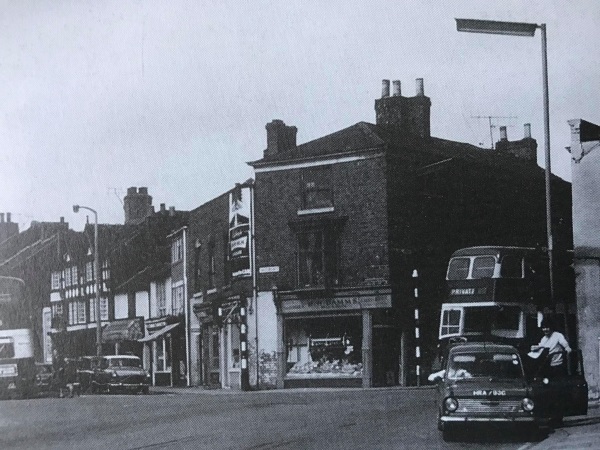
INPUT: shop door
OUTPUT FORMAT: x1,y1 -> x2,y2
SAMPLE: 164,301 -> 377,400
208,326 -> 221,386
372,325 -> 400,387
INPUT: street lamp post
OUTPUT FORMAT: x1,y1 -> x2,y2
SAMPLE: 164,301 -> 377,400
456,18 -> 555,305
73,204 -> 103,357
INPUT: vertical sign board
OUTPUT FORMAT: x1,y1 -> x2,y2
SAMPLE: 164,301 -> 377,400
229,185 -> 252,280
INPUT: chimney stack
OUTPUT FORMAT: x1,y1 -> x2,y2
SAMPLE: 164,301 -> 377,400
6,212 -> 11,223
416,78 -> 424,96
375,78 -> 431,138
265,120 -> 297,157
160,203 -> 166,213
381,79 -> 390,98
169,206 -> 175,217
0,213 -> 4,223
499,126 -> 508,141
524,123 -> 531,138
123,186 -> 153,224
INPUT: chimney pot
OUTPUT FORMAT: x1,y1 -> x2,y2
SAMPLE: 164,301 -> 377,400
160,203 -> 166,212
524,123 -> 531,138
127,187 -> 137,195
0,213 -> 4,223
500,126 -> 508,141
392,80 -> 401,97
169,206 -> 175,216
60,217 -> 64,223
416,78 -> 424,96
139,187 -> 148,195
381,80 -> 390,98
6,212 -> 11,223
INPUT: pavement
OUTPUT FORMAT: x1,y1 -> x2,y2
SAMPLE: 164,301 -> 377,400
151,386 -> 600,449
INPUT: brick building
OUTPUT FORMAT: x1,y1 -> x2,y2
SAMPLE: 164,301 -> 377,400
248,79 -> 572,388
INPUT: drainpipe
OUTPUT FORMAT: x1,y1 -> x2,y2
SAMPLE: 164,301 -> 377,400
183,226 -> 191,386
250,182 -> 259,389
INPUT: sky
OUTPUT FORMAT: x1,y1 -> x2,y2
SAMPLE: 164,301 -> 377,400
1,1 -> 598,231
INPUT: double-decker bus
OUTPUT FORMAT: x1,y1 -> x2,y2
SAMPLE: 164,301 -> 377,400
438,246 -> 575,354
0,276 -> 36,399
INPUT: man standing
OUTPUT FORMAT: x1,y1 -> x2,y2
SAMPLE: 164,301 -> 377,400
531,317 -> 571,377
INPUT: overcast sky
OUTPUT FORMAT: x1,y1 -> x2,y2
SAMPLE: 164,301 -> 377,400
1,1 -> 598,231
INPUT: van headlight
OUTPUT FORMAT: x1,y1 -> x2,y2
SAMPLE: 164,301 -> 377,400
444,397 -> 458,412
522,397 -> 535,412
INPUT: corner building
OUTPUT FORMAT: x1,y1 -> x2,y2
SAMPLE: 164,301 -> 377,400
249,79 -> 573,388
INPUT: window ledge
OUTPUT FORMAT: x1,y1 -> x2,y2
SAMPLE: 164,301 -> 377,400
297,206 -> 334,216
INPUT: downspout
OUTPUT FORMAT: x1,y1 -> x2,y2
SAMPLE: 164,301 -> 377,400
183,226 -> 191,386
251,182 -> 259,389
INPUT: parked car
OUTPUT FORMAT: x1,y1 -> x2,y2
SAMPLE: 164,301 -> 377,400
429,342 -> 587,442
91,355 -> 150,394
77,356 -> 101,394
34,363 -> 54,394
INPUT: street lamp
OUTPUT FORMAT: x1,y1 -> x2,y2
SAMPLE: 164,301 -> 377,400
456,18 -> 555,304
73,204 -> 103,356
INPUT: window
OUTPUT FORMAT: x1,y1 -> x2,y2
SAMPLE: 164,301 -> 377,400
500,255 -> 523,278
86,261 -> 93,283
51,303 -> 63,321
440,309 -> 461,337
172,285 -> 184,315
447,258 -> 470,280
156,281 -> 167,317
51,272 -> 61,290
208,247 -> 216,289
297,228 -> 338,287
99,298 -> 109,321
194,244 -> 202,292
171,237 -> 183,263
71,266 -> 78,286
471,256 -> 496,279
77,300 -> 86,323
301,166 -> 333,210
64,268 -> 72,287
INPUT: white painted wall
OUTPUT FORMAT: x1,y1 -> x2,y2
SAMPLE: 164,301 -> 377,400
136,291 -> 150,319
114,293 -> 128,319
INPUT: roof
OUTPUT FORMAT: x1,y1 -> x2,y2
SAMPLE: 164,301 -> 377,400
449,343 -> 519,354
451,246 -> 538,258
249,122 -> 386,166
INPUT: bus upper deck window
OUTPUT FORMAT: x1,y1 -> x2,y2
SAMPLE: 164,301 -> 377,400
500,255 -> 523,278
447,258 -> 470,280
471,256 -> 496,279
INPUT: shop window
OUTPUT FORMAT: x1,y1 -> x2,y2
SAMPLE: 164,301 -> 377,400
229,324 -> 240,369
156,337 -> 172,372
211,327 -> 220,370
285,317 -> 362,379
301,166 -> 333,210
297,228 -> 338,288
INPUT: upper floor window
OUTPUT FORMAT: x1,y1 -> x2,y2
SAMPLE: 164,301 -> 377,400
171,237 -> 184,263
208,251 -> 216,289
301,166 -> 333,210
297,228 -> 338,288
86,261 -> 93,283
156,281 -> 167,317
194,244 -> 202,293
172,285 -> 184,316
51,272 -> 61,290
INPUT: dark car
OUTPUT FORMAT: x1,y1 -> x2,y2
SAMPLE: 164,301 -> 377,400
34,363 -> 54,394
91,355 -> 150,394
77,356 -> 101,393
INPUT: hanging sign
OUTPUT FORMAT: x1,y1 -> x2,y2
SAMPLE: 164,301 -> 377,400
229,185 -> 252,279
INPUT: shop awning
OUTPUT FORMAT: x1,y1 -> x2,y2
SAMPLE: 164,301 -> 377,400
138,323 -> 179,343
102,318 -> 144,344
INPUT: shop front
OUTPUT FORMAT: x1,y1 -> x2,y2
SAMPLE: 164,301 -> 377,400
194,295 -> 248,390
139,316 -> 185,386
276,286 -> 395,388
102,318 -> 144,356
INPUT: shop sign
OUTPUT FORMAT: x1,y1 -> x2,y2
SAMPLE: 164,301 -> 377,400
229,185 -> 252,279
259,266 -> 279,274
281,294 -> 392,314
